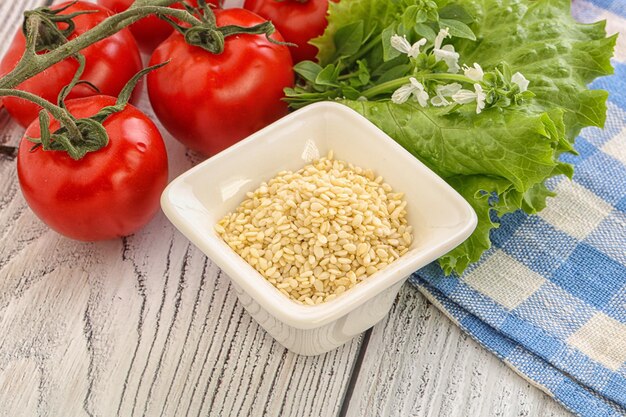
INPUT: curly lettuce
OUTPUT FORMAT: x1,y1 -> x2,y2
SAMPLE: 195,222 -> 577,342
289,0 -> 616,275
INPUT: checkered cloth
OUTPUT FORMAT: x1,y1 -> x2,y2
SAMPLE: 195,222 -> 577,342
410,1 -> 626,416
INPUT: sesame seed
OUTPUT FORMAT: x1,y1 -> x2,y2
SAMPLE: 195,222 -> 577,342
215,153 -> 412,305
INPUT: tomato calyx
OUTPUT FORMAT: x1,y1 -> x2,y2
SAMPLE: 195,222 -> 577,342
38,60 -> 167,160
163,0 -> 294,54
30,111 -> 109,160
0,55 -> 167,160
22,1 -> 99,52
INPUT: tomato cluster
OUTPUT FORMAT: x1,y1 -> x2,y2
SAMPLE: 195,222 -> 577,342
0,1 -> 142,128
0,0 -> 333,241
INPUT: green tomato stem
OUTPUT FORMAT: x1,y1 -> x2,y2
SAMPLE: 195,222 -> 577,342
0,0 -> 193,90
0,88 -> 81,139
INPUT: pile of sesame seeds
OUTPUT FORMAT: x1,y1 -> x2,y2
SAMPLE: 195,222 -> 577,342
215,151 -> 412,305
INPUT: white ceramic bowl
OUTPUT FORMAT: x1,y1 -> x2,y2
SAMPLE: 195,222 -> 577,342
161,102 -> 477,356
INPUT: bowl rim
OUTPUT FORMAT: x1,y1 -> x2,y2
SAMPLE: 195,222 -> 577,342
161,101 -> 477,330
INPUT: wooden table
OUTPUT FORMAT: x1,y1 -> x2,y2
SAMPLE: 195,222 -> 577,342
0,2 -> 572,416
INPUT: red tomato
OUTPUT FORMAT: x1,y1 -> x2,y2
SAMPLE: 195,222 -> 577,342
0,1 -> 142,128
97,0 -> 215,52
17,96 -> 168,241
147,8 -> 294,156
243,0 -> 333,63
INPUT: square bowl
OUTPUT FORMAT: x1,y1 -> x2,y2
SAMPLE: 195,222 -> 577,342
161,101 -> 477,355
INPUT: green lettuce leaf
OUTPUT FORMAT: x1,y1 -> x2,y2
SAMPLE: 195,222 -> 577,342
454,0 -> 616,139
307,0 -> 616,274
312,0 -> 405,65
341,100 -> 568,274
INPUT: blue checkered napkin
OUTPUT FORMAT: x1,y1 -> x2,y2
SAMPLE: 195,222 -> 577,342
410,1 -> 626,416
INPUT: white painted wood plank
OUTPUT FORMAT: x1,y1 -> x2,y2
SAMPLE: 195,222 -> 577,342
0,212 -> 362,417
345,285 -> 573,417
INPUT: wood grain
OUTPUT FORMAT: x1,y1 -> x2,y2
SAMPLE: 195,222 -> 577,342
0,222 -> 363,417
0,1 -> 570,416
345,285 -> 572,417
0,3 -> 362,416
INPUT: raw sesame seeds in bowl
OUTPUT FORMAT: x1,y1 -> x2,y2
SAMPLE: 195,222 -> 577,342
161,102 -> 477,355
215,150 -> 413,307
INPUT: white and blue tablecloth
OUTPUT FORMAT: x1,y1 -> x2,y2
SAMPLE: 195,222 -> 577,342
411,1 -> 626,415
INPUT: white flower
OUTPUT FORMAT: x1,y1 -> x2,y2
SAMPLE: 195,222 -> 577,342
511,72 -> 529,92
438,83 -> 463,96
430,83 -> 462,107
434,27 -> 450,50
390,34 -> 427,58
452,83 -> 486,113
434,45 -> 460,73
432,28 -> 459,73
451,88 -> 475,104
391,84 -> 415,104
463,63 -> 484,81
474,84 -> 486,113
392,77 -> 429,107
